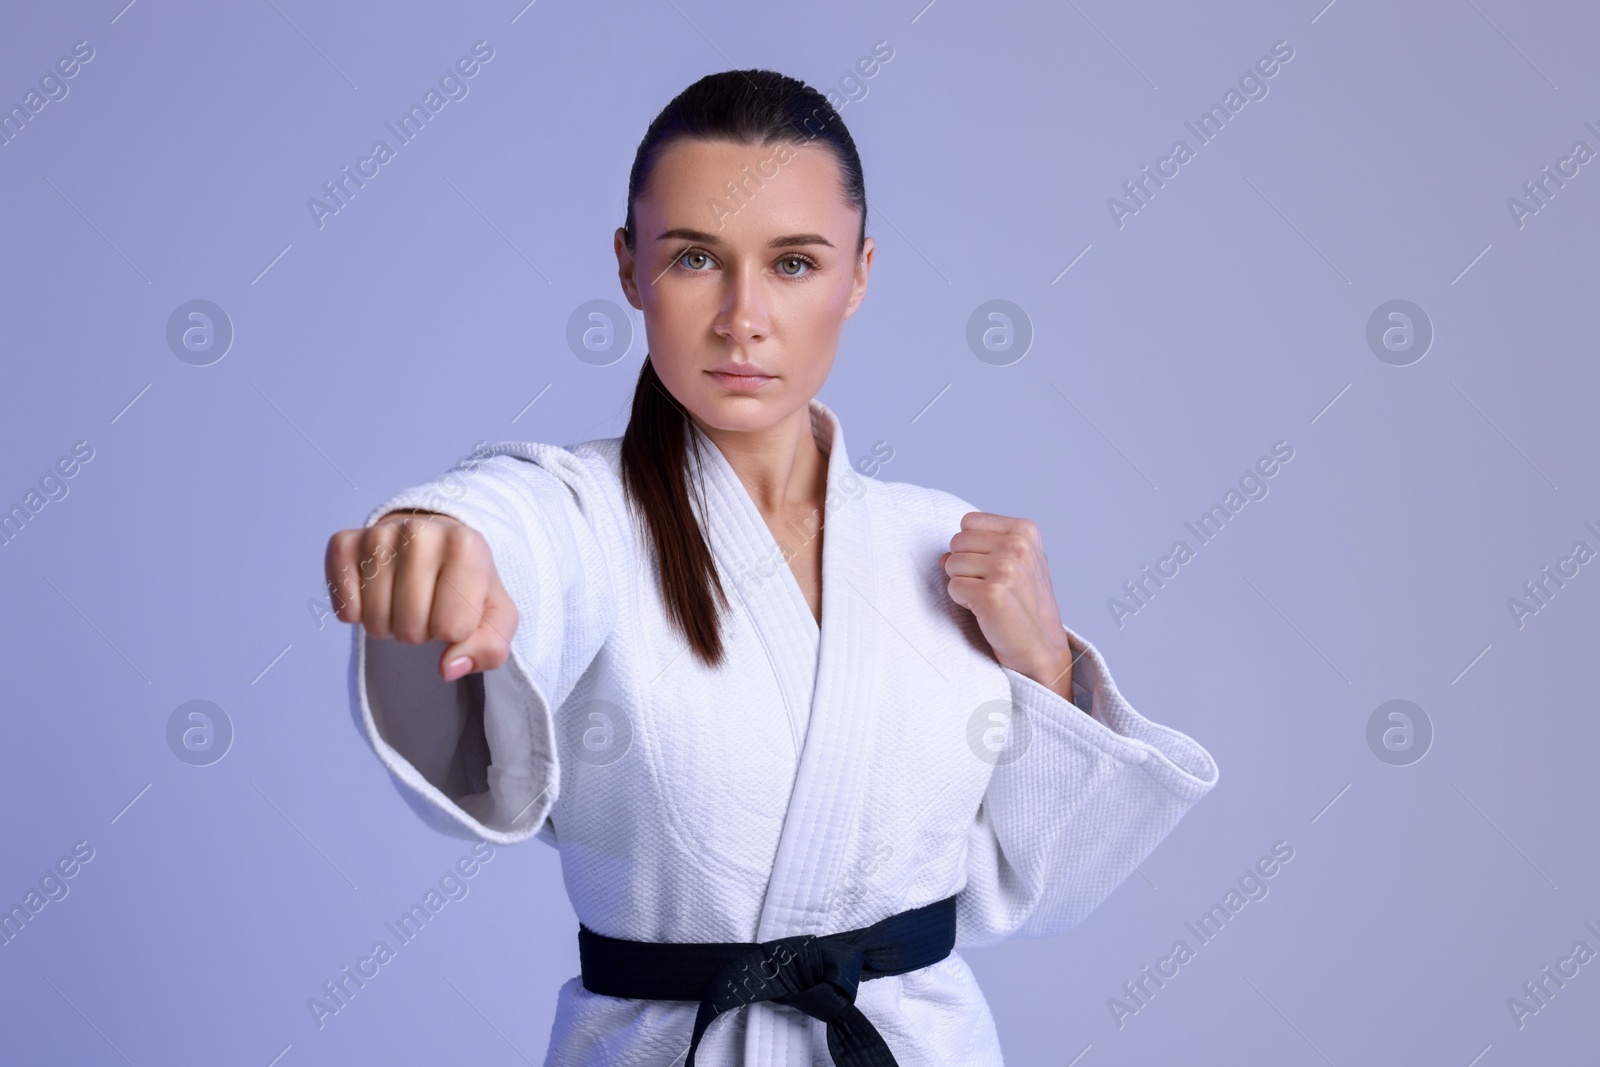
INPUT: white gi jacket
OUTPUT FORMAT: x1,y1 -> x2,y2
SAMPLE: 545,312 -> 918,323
351,398 -> 1219,1065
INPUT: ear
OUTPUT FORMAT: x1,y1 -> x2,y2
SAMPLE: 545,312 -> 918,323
842,235 -> 875,319
614,227 -> 643,311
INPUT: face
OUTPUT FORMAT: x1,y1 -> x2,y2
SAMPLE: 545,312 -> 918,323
615,137 -> 874,436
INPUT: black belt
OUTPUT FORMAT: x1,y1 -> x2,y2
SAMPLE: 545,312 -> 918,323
578,895 -> 958,1066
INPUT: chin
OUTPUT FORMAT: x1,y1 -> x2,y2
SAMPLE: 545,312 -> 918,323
689,394 -> 783,433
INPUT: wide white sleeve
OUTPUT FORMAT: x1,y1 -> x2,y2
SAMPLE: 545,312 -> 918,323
348,443 -> 624,847
955,623 -> 1220,947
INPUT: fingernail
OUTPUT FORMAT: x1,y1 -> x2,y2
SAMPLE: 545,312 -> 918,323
444,656 -> 474,681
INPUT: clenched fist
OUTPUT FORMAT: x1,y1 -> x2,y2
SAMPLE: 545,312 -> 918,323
324,510 -> 519,682
940,511 -> 1083,703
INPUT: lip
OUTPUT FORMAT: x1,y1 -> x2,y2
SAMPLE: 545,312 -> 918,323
705,363 -> 776,392
707,359 -> 773,376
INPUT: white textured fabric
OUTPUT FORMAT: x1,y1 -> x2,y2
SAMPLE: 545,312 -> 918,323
351,398 -> 1219,1066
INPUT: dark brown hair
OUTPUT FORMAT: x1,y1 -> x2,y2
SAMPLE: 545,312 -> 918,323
619,69 -> 868,668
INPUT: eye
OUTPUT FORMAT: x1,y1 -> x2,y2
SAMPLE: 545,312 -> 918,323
776,254 -> 818,278
677,248 -> 715,272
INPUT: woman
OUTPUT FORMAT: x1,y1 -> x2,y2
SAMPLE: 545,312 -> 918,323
326,69 -> 1218,1067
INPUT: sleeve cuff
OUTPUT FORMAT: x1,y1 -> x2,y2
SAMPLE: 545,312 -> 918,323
352,482 -> 561,846
1001,626 -> 1220,803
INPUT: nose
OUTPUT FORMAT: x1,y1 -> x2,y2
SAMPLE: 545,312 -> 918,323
713,262 -> 770,345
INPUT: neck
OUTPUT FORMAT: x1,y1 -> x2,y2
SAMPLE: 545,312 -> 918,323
692,403 -> 828,517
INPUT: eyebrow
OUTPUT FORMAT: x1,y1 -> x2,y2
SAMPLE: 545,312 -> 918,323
656,227 -> 835,250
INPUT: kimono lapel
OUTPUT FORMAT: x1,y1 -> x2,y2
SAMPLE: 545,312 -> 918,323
751,401 -> 883,938
687,411 -> 823,757
686,399 -> 886,938
686,399 -> 888,1064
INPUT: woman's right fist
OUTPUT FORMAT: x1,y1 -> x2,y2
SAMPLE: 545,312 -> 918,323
324,510 -> 519,682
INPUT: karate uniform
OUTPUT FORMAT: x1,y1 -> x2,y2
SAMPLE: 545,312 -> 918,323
351,398 -> 1219,1065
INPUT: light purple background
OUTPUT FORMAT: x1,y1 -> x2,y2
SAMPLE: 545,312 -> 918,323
2,0 -> 1597,1064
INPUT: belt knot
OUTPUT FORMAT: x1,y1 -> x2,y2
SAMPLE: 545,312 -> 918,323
711,933 -> 866,1026
578,895 -> 957,1067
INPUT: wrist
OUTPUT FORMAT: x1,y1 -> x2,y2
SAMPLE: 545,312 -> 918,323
1016,642 -> 1077,702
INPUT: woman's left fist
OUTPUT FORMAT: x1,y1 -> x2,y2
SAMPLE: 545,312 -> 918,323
940,511 -> 1080,700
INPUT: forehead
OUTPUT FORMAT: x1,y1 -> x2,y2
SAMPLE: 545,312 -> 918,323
638,137 -> 856,236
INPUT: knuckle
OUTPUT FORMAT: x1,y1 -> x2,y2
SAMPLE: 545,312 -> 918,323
434,615 -> 476,645
393,620 -> 427,644
388,599 -> 422,640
